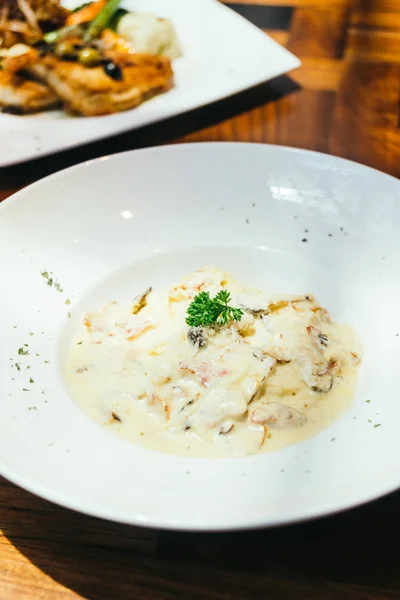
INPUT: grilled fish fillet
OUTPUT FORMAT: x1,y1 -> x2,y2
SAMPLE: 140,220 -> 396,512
0,70 -> 59,113
29,52 -> 173,116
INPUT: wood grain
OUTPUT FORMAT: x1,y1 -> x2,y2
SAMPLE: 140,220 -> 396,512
287,7 -> 350,58
290,58 -> 344,91
345,29 -> 400,63
1,0 -> 400,598
264,29 -> 289,45
351,10 -> 400,31
330,61 -> 400,172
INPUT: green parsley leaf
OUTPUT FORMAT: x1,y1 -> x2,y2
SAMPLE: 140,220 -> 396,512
41,270 -> 63,292
186,290 -> 243,328
18,347 -> 29,356
213,290 -> 244,325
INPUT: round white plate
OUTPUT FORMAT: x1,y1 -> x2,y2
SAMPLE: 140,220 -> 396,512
1,143 -> 399,531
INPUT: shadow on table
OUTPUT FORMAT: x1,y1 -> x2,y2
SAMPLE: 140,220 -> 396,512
0,74 -> 299,191
2,476 -> 400,600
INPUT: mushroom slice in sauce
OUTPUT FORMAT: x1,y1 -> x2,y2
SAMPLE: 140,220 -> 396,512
310,377 -> 334,393
250,402 -> 306,428
300,353 -> 340,393
307,325 -> 329,350
238,293 -> 314,317
219,422 -> 234,435
187,327 -> 207,349
132,287 -> 152,314
268,294 -> 315,314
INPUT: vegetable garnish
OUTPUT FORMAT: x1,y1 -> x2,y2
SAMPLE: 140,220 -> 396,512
186,290 -> 243,328
66,0 -> 107,27
109,7 -> 129,31
85,0 -> 122,41
41,270 -> 63,292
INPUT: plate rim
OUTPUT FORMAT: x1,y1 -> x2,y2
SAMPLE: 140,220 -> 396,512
2,142 -> 400,210
0,457 -> 398,531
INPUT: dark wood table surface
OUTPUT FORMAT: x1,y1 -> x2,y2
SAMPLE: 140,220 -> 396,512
1,1 -> 400,598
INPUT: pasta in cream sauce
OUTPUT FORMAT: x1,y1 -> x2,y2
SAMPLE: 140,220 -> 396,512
65,266 -> 362,457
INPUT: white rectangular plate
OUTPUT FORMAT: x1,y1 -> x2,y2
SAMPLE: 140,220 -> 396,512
0,0 -> 300,166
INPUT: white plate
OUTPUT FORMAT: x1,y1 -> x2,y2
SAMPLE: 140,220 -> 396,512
1,143 -> 399,531
0,0 -> 299,167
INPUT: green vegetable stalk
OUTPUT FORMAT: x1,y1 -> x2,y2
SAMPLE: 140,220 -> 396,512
85,0 -> 122,41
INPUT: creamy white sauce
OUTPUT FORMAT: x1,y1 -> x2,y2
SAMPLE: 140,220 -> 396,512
65,267 -> 362,458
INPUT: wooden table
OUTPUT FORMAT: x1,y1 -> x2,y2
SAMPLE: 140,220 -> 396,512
1,1 -> 400,598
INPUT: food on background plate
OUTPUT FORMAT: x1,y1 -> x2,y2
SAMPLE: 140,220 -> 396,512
0,68 -> 59,113
28,49 -> 172,116
0,0 -> 180,115
66,266 -> 362,458
116,12 -> 182,60
0,0 -> 67,48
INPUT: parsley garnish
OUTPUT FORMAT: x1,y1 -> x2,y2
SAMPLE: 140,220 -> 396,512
186,290 -> 243,328
29,378 -> 34,384
18,347 -> 29,356
41,270 -> 53,286
41,270 -> 63,292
